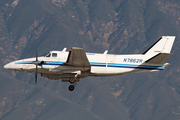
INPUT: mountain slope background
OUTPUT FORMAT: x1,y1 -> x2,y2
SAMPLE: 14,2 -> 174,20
1,0 -> 180,120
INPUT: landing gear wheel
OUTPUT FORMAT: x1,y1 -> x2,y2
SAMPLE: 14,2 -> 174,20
68,85 -> 75,91
69,78 -> 75,84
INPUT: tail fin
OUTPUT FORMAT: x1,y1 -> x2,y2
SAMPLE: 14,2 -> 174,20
143,36 -> 175,56
143,36 -> 175,65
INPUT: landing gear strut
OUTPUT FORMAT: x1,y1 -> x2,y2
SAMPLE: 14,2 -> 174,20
69,77 -> 75,84
68,74 -> 78,91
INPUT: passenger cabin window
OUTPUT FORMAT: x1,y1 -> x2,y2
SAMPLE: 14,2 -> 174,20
52,53 -> 57,57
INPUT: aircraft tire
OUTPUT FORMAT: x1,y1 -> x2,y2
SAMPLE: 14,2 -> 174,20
69,78 -> 75,84
68,85 -> 75,91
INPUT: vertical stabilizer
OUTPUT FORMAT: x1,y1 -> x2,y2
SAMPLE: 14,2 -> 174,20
143,36 -> 175,56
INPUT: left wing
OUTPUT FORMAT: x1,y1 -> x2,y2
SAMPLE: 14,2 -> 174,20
63,47 -> 91,67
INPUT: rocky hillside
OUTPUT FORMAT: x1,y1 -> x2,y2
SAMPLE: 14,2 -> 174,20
1,0 -> 180,120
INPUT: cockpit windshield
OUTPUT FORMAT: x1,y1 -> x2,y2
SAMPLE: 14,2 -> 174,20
46,53 -> 51,57
42,52 -> 51,57
42,52 -> 57,57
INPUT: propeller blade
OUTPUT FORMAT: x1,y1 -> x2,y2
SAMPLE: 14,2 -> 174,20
35,73 -> 37,84
35,62 -> 38,84
36,52 -> 38,61
35,51 -> 38,84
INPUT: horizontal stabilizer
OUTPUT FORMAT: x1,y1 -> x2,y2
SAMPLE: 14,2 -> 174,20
64,47 -> 91,67
145,53 -> 171,64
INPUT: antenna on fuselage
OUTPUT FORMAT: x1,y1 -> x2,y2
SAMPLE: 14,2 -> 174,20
103,50 -> 108,54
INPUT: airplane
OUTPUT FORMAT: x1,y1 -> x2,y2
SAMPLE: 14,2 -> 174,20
4,36 -> 175,91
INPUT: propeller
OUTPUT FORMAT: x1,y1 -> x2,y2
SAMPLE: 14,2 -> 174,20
33,52 -> 44,84
35,52 -> 38,84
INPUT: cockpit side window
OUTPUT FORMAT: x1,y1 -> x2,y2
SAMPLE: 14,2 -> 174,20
52,53 -> 57,57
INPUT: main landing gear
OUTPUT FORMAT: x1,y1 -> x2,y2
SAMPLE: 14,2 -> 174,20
68,85 -> 75,91
68,74 -> 78,91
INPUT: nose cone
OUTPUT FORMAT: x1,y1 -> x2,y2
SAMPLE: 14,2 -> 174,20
4,62 -> 15,70
4,61 -> 24,71
4,63 -> 11,70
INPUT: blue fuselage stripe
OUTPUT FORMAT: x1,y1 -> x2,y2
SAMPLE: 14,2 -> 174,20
15,61 -> 165,70
91,65 -> 106,67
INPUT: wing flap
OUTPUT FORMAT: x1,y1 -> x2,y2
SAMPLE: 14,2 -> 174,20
145,53 -> 171,64
64,47 -> 91,67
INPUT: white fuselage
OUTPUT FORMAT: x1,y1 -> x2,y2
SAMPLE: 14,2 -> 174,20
3,36 -> 175,91
3,36 -> 175,92
4,50 -> 165,79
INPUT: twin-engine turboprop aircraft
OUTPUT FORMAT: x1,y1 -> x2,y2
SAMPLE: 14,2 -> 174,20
4,36 -> 175,91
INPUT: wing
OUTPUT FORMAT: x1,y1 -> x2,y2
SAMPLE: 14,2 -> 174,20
145,53 -> 171,64
63,47 -> 91,67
